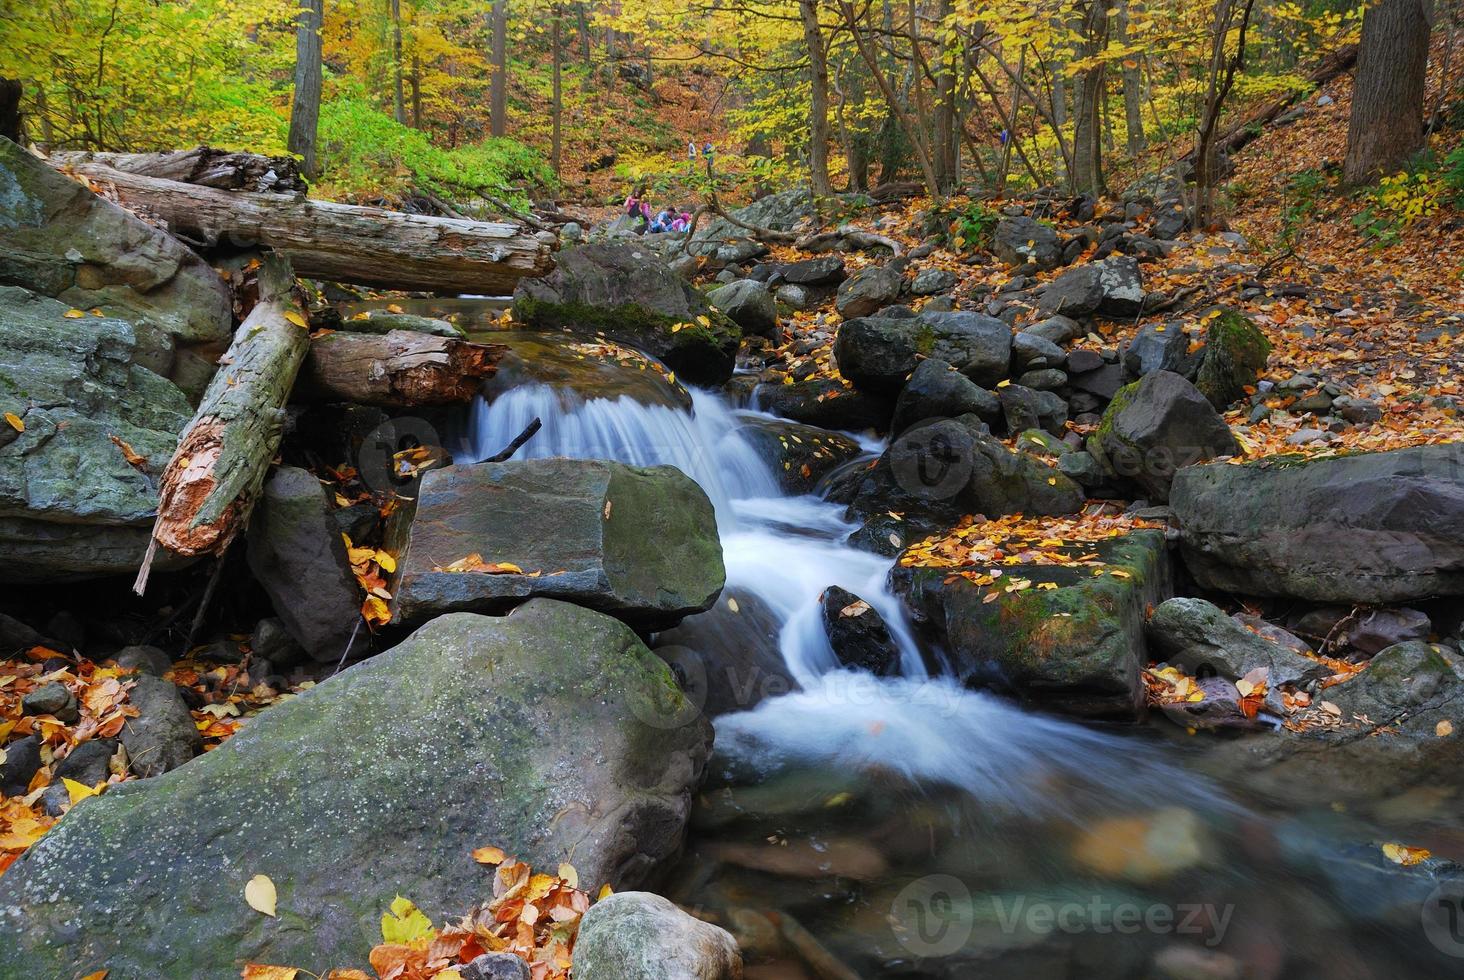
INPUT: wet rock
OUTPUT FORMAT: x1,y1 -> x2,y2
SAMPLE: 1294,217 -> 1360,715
1172,444 -> 1464,603
655,590 -> 798,718
751,378 -> 894,432
704,836 -> 888,880
1091,371 -> 1239,502
1072,807 -> 1214,882
461,952 -> 531,980
1123,322 -> 1191,378
821,586 -> 899,675
112,645 -> 172,677
999,384 -> 1068,436
994,216 -> 1062,271
834,310 -> 1012,393
1147,597 -> 1327,687
0,734 -> 42,796
574,892 -> 742,980
0,602 -> 712,976
118,674 -> 202,778
845,415 -> 1083,549
891,359 -> 1000,435
246,466 -> 364,663
22,682 -> 76,721
835,265 -> 903,319
733,416 -> 863,494
1194,308 -> 1271,409
0,288 -> 194,582
395,458 -> 724,631
894,531 -> 1171,718
708,279 -> 777,337
910,267 -> 958,295
1348,608 -> 1431,655
512,243 -> 741,385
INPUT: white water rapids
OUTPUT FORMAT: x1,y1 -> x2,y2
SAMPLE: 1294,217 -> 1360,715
459,382 -> 1224,814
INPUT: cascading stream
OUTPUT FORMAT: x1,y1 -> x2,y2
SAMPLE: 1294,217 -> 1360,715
458,381 -> 1227,815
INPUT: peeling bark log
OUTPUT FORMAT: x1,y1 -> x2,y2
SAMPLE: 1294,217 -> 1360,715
299,330 -> 506,408
135,254 -> 311,594
49,159 -> 556,294
50,146 -> 308,193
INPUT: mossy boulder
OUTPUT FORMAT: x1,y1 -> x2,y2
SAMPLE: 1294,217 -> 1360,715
893,531 -> 1173,718
1195,308 -> 1270,409
394,458 -> 725,631
0,601 -> 713,978
0,287 -> 193,581
512,243 -> 740,385
1090,371 -> 1240,502
1172,444 -> 1464,603
0,138 -> 231,388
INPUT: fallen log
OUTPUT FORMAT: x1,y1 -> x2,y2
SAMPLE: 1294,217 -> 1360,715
134,253 -> 311,594
1179,43 -> 1358,164
299,329 -> 506,408
50,146 -> 308,193
51,159 -> 556,294
795,224 -> 904,256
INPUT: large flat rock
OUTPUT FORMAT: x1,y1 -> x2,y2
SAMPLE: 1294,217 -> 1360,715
0,601 -> 712,977
394,457 -> 725,630
1172,444 -> 1464,602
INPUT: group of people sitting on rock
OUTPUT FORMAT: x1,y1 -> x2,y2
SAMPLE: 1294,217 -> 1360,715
623,192 -> 693,235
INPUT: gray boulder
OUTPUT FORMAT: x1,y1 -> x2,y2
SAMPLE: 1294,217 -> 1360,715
0,602 -> 712,977
574,892 -> 742,980
1124,322 -> 1191,378
708,279 -> 777,337
835,265 -> 903,319
112,645 -> 172,677
777,255 -> 846,286
0,287 -> 193,581
395,458 -> 724,630
751,378 -> 894,432
733,416 -> 863,494
512,243 -> 740,385
1011,332 -> 1065,371
821,586 -> 900,675
1147,597 -> 1327,687
910,267 -> 958,295
999,383 -> 1068,436
1037,264 -> 1105,317
835,311 -> 1011,393
655,589 -> 798,719
1094,256 -> 1146,317
118,673 -> 202,778
994,216 -> 1062,271
691,188 -> 814,256
1021,315 -> 1082,345
463,952 -> 532,980
1172,444 -> 1464,603
890,358 -> 1001,436
1091,371 -> 1240,502
1349,608 -> 1431,655
245,466 -> 363,663
0,138 -> 231,388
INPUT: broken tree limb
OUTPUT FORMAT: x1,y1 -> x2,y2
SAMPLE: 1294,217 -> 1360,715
298,330 -> 506,408
50,146 -> 308,193
134,253 -> 311,595
50,159 -> 556,294
484,417 -> 542,462
794,224 -> 904,256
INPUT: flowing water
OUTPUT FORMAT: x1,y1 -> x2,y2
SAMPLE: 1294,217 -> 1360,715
437,309 -> 1464,977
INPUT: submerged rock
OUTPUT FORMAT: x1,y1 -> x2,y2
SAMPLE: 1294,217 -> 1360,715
395,458 -> 724,630
574,891 -> 742,980
1172,444 -> 1464,603
0,602 -> 712,977
512,243 -> 741,385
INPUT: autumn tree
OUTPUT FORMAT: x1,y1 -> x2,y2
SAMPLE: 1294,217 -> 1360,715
1344,0 -> 1434,184
1071,0 -> 1109,197
491,0 -> 509,136
799,0 -> 835,196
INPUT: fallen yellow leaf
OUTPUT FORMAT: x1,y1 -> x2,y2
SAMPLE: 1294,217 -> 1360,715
3,412 -> 22,433
245,874 -> 278,916
472,845 -> 506,865
241,967 -> 298,980
284,310 -> 308,329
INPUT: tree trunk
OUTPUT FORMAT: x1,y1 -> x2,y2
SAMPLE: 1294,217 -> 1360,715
1195,0 -> 1258,227
800,0 -> 835,196
575,3 -> 592,66
1344,0 -> 1434,184
551,7 -> 563,177
134,254 -> 310,592
410,57 -> 422,129
1071,0 -> 1108,197
300,331 -> 506,407
390,0 -> 406,125
50,147 -> 308,193
288,0 -> 324,175
1117,0 -> 1146,155
933,0 -> 960,193
1,80 -> 24,144
53,159 -> 553,293
490,0 -> 509,137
